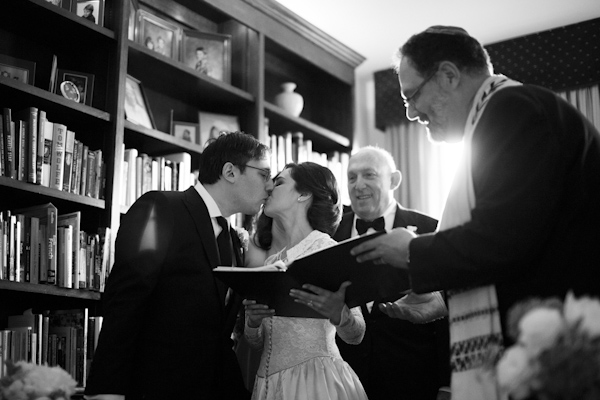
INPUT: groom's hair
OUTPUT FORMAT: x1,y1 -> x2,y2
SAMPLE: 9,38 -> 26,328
197,131 -> 269,184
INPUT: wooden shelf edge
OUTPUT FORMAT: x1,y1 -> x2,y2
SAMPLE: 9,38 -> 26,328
0,78 -> 112,122
28,0 -> 116,40
0,280 -> 101,300
264,102 -> 350,148
124,120 -> 205,154
128,41 -> 255,103
0,176 -> 106,209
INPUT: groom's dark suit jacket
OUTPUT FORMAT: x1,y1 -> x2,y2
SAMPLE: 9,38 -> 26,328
85,187 -> 248,400
333,204 -> 450,400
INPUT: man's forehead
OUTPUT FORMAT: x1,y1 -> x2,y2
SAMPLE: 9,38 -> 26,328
398,58 -> 421,95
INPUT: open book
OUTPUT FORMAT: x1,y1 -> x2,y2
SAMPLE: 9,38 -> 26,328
213,231 -> 410,318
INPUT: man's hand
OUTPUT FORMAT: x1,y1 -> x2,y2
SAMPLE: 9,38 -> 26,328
378,291 -> 447,323
350,227 -> 416,269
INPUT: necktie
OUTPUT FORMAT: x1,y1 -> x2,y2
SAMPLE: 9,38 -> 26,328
216,216 -> 233,266
356,216 -> 385,235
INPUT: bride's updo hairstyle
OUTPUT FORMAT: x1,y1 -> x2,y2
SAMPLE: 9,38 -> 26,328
288,162 -> 342,236
254,162 -> 342,249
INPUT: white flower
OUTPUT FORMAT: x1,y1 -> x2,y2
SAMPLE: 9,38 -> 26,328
497,345 -> 536,400
564,291 -> 600,337
518,307 -> 564,356
235,227 -> 249,252
0,361 -> 77,400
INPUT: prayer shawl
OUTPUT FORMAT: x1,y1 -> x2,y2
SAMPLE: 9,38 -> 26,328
438,75 -> 521,400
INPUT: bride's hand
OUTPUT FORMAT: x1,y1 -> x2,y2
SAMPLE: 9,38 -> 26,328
243,299 -> 275,328
289,281 -> 352,325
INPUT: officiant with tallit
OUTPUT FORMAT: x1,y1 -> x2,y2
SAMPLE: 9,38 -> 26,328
350,25 -> 600,400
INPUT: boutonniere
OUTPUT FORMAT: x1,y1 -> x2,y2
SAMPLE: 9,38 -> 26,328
235,227 -> 249,253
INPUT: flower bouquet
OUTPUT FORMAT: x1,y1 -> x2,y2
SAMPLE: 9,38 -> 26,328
496,292 -> 600,400
0,360 -> 77,400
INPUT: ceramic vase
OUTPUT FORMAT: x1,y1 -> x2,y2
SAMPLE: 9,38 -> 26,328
274,82 -> 304,117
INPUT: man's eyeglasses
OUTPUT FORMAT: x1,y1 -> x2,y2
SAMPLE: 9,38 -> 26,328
403,70 -> 437,108
242,165 -> 272,183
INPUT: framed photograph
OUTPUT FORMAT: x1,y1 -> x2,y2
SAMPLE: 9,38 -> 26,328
43,0 -> 72,11
73,0 -> 105,27
55,69 -> 95,106
0,54 -> 36,85
127,0 -> 139,41
136,9 -> 181,60
124,75 -> 155,129
172,121 -> 200,144
181,30 -> 231,83
198,111 -> 239,147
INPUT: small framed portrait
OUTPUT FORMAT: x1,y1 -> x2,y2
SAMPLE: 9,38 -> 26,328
181,30 -> 231,83
136,9 -> 181,60
198,111 -> 239,148
0,54 -> 36,85
172,121 -> 200,144
55,69 -> 95,106
124,75 -> 155,129
73,0 -> 105,27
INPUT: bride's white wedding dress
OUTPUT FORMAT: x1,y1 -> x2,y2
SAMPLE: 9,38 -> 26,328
245,230 -> 368,400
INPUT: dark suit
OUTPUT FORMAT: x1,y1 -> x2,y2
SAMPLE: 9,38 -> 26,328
333,205 -> 450,400
85,187 -> 249,400
408,85 -> 600,343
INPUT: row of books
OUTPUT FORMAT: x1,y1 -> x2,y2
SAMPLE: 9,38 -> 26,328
267,131 -> 350,204
0,107 -> 105,199
0,308 -> 102,386
120,146 -> 195,208
0,203 -> 112,291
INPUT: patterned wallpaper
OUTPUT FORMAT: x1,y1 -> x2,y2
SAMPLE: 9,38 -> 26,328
375,17 -> 600,131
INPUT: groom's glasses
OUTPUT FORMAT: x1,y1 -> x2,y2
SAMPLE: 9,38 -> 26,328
243,165 -> 272,183
403,70 -> 437,109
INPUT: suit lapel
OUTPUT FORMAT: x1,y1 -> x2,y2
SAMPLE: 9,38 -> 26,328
183,187 -> 227,308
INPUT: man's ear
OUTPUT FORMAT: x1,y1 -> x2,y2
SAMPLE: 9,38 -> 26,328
438,61 -> 461,89
221,162 -> 237,183
390,170 -> 402,191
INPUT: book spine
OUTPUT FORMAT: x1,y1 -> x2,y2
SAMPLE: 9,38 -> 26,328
36,110 -> 45,184
50,123 -> 66,190
41,118 -> 54,187
93,149 -> 102,199
27,107 -> 38,184
85,150 -> 96,198
30,216 -> 40,284
70,139 -> 80,194
2,108 -> 15,179
62,130 -> 75,192
0,114 -> 4,177
47,207 -> 57,285
18,120 -> 26,181
79,145 -> 88,197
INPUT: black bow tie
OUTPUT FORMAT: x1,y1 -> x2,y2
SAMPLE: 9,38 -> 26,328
356,217 -> 385,235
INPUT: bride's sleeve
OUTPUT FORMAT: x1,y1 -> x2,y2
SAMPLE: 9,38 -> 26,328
334,305 -> 366,345
244,315 -> 265,350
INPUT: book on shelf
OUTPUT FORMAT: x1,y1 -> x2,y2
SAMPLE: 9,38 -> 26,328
15,107 -> 38,184
58,211 -> 81,288
2,108 -> 15,179
79,144 -> 88,197
50,123 -> 67,190
36,110 -> 45,184
0,114 -> 4,177
163,152 -> 192,191
47,308 -> 89,385
62,129 -> 75,192
123,148 -> 138,207
39,113 -> 54,187
13,203 -> 58,284
213,231 -> 410,318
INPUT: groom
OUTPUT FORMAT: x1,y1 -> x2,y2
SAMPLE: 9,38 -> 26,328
85,132 -> 273,400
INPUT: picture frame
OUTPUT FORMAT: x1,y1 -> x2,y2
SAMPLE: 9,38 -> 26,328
127,0 -> 139,41
181,30 -> 231,83
136,9 -> 181,60
43,0 -> 72,11
73,0 -> 105,27
171,121 -> 200,144
55,69 -> 95,106
198,111 -> 239,148
0,54 -> 36,85
124,75 -> 155,129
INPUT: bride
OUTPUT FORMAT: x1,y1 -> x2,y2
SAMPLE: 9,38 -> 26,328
243,162 -> 368,400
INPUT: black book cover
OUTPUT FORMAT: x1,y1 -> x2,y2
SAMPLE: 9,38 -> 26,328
213,231 -> 410,318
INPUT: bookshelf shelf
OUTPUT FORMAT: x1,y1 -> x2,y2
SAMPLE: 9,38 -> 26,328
0,280 -> 100,301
